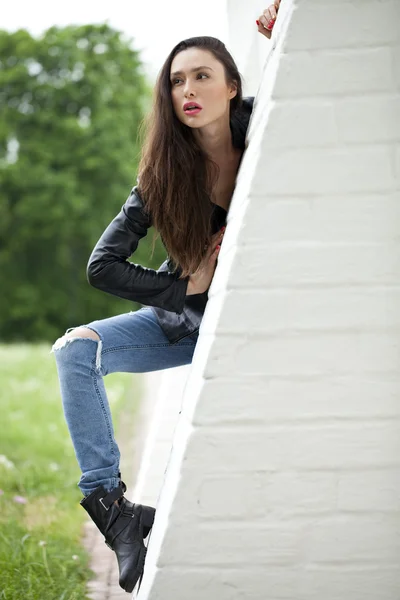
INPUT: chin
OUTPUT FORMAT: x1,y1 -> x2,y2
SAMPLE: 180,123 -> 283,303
185,121 -> 204,129
177,115 -> 204,128
184,113 -> 219,129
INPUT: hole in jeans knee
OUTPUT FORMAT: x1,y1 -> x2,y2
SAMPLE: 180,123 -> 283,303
66,326 -> 100,341
51,327 -> 103,372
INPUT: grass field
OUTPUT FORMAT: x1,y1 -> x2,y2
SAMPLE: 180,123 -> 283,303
0,343 -> 138,600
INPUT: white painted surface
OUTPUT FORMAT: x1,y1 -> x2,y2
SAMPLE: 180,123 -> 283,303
133,366 -> 191,508
137,1 -> 400,598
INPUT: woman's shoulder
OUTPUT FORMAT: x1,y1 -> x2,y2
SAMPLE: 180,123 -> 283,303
236,96 -> 255,125
242,96 -> 255,112
230,96 -> 255,149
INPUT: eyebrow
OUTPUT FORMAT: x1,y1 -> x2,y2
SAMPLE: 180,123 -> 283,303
170,66 -> 214,78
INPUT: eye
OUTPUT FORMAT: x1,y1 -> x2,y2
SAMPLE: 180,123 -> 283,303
171,73 -> 209,85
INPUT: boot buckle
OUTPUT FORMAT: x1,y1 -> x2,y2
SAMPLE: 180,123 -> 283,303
99,484 -> 125,511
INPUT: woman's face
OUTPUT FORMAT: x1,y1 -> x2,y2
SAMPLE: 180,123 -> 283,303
170,47 -> 237,129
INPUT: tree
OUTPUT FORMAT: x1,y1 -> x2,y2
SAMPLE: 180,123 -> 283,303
0,24 -> 165,341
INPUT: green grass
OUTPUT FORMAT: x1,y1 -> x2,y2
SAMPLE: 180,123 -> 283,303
0,344 -> 138,600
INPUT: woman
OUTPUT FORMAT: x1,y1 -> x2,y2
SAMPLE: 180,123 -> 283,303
52,4 -> 280,594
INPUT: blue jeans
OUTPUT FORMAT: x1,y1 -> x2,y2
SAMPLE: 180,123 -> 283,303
52,307 -> 198,496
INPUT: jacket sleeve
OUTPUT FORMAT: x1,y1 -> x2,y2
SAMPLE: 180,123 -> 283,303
86,186 -> 189,313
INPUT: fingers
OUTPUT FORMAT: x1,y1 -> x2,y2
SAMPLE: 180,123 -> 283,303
207,228 -> 224,262
256,20 -> 272,39
207,227 -> 225,251
259,11 -> 275,31
267,4 -> 277,20
209,243 -> 221,263
257,2 -> 280,37
205,227 -> 222,243
214,227 -> 225,243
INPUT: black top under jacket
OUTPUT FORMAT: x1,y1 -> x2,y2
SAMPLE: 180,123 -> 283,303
87,97 -> 255,344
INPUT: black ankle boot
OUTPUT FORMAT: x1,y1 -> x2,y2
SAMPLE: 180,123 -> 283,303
80,482 -> 156,593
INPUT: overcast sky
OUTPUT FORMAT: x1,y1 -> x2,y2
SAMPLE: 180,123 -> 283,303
1,0 -> 230,81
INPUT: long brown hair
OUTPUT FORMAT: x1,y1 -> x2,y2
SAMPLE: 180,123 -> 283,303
137,36 -> 243,279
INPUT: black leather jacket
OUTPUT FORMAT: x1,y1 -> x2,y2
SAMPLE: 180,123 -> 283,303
87,97 -> 255,344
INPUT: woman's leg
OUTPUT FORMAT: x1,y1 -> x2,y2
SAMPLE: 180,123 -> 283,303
52,307 -> 197,593
52,306 -> 198,497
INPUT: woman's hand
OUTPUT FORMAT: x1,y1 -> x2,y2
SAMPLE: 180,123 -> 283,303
256,1 -> 281,39
186,227 -> 225,295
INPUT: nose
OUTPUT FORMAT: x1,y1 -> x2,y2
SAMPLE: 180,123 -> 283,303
183,80 -> 195,98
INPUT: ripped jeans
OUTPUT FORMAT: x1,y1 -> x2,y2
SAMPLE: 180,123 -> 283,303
52,307 -> 198,497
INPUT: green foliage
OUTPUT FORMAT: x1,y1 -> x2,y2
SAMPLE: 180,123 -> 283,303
0,343 -> 138,599
0,25 -> 165,342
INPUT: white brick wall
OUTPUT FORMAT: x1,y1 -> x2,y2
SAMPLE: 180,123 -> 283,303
137,0 -> 400,598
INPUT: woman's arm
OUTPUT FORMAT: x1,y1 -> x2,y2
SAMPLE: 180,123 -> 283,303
256,0 -> 281,38
87,186 -> 189,313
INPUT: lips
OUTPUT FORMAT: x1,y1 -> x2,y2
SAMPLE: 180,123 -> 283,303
183,102 -> 203,113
